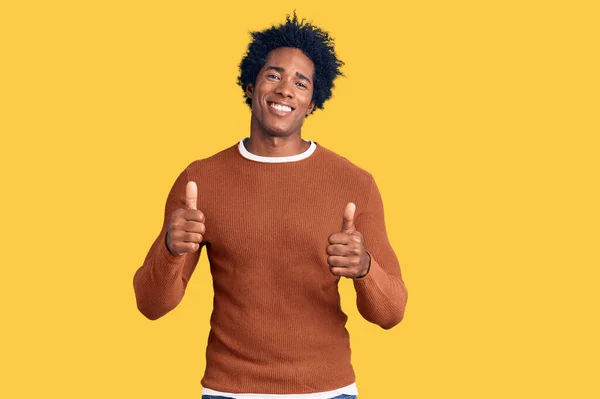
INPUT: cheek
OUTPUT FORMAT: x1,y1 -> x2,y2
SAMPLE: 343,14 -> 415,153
252,92 -> 264,112
299,96 -> 313,112
302,89 -> 314,105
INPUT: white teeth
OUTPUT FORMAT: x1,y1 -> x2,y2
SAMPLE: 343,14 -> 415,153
270,103 -> 292,112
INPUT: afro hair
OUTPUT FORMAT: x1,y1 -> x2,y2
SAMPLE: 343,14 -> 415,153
237,12 -> 344,115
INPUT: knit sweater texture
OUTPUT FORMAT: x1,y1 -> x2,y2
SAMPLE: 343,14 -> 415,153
133,140 -> 407,394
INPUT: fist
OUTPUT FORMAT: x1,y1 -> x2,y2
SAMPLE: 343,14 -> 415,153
326,202 -> 371,278
166,181 -> 206,256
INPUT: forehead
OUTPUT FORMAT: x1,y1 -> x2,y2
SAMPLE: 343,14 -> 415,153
262,47 -> 315,75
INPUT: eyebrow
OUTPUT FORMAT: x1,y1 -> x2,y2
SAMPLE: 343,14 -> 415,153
265,66 -> 312,83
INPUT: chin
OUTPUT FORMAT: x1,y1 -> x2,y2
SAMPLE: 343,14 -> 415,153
253,112 -> 302,137
268,128 -> 293,137
265,123 -> 298,137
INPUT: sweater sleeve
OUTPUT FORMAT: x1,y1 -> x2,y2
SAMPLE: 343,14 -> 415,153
352,175 -> 408,329
132,166 -> 203,320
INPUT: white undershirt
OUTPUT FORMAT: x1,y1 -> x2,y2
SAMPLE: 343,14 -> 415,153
237,138 -> 317,163
199,138 -> 358,399
201,383 -> 358,399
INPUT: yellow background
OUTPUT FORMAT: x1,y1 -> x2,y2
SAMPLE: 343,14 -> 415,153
1,1 -> 598,398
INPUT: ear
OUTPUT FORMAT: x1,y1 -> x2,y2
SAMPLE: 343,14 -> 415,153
245,83 -> 254,99
306,102 -> 315,116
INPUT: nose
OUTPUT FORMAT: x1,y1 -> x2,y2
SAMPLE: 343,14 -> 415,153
274,78 -> 294,98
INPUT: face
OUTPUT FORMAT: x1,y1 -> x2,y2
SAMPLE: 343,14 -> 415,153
246,47 -> 316,138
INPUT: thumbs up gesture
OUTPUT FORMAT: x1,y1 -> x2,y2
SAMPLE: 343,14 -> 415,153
326,203 -> 371,278
166,181 -> 206,256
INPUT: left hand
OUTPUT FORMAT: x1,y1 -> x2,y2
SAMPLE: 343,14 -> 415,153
326,202 -> 371,278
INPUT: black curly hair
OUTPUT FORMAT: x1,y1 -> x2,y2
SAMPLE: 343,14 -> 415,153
237,12 -> 344,115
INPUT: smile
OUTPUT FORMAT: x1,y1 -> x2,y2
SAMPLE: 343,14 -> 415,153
268,102 -> 293,112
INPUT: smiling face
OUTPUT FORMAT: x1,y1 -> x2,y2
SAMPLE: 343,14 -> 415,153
245,47 -> 316,139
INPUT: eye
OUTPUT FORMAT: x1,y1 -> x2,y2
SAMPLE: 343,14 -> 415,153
267,73 -> 280,80
296,82 -> 307,88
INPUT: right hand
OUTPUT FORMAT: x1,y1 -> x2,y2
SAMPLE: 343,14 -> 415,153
166,181 -> 206,256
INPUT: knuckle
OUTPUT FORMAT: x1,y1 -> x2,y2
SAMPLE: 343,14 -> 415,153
172,242 -> 181,253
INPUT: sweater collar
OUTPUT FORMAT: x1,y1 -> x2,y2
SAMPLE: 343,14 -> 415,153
238,138 -> 317,163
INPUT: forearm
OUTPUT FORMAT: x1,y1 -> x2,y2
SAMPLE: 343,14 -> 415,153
353,254 -> 408,329
351,175 -> 408,329
133,230 -> 193,320
133,165 -> 203,320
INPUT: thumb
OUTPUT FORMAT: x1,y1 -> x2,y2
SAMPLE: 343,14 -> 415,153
185,181 -> 198,210
341,202 -> 356,234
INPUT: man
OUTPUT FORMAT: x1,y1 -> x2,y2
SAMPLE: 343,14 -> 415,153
133,13 -> 408,399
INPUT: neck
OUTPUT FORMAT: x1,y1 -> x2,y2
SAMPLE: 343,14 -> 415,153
246,122 -> 309,157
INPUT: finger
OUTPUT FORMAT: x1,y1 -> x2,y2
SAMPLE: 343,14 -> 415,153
179,242 -> 200,253
327,255 -> 359,268
328,232 -> 355,245
183,220 -> 206,234
173,242 -> 200,255
182,232 -> 203,243
326,244 -> 358,257
341,202 -> 356,234
184,209 -> 205,223
329,267 -> 355,278
185,181 -> 198,210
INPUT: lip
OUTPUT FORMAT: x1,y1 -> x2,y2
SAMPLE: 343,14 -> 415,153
267,100 -> 295,116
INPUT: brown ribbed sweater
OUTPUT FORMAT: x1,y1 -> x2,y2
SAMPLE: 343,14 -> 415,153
133,141 -> 407,394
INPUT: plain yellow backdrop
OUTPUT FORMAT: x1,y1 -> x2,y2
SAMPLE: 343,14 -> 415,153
1,1 -> 598,398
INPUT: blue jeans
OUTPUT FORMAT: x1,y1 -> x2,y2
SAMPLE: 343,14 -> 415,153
202,395 -> 356,399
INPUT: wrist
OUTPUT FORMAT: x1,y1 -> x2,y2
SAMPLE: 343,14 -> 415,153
165,231 -> 180,256
355,252 -> 371,279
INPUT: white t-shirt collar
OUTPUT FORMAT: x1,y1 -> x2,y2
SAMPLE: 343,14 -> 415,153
238,138 -> 317,163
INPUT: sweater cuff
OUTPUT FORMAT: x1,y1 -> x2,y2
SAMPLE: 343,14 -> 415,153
154,231 -> 187,279
352,253 -> 385,289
